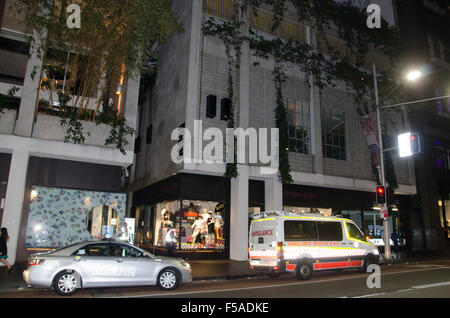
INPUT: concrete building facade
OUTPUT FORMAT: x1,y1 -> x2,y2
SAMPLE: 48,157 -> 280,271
129,0 -> 416,260
0,0 -> 139,264
395,0 -> 450,251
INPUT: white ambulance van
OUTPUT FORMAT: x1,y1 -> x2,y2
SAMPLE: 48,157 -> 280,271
249,211 -> 379,279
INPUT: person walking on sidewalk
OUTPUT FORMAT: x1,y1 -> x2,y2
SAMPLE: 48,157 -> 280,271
0,227 -> 12,274
391,230 -> 401,261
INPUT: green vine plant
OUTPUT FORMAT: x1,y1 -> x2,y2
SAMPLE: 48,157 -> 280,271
203,0 -> 401,186
12,0 -> 182,153
0,86 -> 20,115
203,13 -> 246,178
95,99 -> 135,155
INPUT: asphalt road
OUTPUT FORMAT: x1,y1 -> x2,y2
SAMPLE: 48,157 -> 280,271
1,260 -> 450,299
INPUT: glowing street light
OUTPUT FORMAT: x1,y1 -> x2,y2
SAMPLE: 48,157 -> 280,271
405,70 -> 422,82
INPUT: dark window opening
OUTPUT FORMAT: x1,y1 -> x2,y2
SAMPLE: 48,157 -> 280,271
284,221 -> 318,241
206,95 -> 217,118
316,221 -> 343,241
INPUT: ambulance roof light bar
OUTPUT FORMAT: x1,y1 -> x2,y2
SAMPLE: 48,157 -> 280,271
250,211 -> 322,219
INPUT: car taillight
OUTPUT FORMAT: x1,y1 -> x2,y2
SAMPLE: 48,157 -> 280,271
28,259 -> 45,266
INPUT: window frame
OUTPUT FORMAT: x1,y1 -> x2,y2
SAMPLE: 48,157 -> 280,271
112,243 -> 147,258
434,145 -> 450,172
283,220 -> 318,242
285,96 -> 311,155
316,221 -> 343,241
322,107 -> 347,161
345,222 -> 366,242
72,243 -> 112,257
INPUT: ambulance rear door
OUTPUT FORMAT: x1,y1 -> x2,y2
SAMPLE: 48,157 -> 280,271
249,217 -> 278,267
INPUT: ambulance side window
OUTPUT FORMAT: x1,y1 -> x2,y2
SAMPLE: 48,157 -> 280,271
284,221 -> 318,241
316,221 -> 343,241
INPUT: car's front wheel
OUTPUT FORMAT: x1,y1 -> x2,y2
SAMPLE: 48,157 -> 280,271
54,271 -> 79,296
157,268 -> 180,291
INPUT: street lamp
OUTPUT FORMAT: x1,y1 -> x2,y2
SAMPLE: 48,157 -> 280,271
373,64 -> 422,262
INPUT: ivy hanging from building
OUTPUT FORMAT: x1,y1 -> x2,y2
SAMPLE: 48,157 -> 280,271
12,0 -> 182,154
202,0 -> 401,187
203,13 -> 246,178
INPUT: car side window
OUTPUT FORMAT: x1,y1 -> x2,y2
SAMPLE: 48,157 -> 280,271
74,243 -> 111,256
112,244 -> 144,258
346,222 -> 365,241
316,221 -> 343,241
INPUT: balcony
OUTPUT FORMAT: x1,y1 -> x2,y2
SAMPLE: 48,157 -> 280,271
202,0 -> 389,72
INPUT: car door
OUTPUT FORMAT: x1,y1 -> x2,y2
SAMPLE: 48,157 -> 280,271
72,242 -> 122,287
111,243 -> 157,286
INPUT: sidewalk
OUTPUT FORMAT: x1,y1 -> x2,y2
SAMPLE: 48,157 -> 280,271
0,260 -> 259,294
1,250 -> 450,294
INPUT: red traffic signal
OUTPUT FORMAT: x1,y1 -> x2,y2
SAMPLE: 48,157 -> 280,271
376,186 -> 386,204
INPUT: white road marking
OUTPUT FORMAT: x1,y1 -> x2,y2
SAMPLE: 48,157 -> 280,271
412,281 -> 450,289
354,293 -> 386,298
112,266 -> 450,298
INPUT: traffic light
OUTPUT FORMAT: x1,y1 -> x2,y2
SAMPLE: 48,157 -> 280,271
409,132 -> 421,154
376,186 -> 386,204
398,132 -> 421,157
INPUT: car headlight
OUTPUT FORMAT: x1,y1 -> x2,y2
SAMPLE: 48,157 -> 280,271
181,261 -> 191,269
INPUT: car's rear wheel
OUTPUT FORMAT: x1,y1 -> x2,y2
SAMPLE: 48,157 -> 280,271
157,268 -> 179,291
54,271 -> 79,296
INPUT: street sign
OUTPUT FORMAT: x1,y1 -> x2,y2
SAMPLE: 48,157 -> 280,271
380,206 -> 388,219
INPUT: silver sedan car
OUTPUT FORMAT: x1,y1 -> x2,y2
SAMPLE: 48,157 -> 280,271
23,241 -> 192,296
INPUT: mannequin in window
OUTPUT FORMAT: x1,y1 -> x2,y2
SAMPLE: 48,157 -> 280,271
161,209 -> 173,228
207,216 -> 215,246
192,216 -> 203,245
214,211 -> 224,245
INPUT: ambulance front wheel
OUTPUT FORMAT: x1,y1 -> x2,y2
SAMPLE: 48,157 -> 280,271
360,255 -> 376,273
296,262 -> 312,280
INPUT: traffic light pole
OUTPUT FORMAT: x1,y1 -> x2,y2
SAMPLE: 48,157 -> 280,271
372,61 -> 449,262
373,63 -> 391,262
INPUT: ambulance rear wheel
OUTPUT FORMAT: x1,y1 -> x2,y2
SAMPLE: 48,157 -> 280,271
296,262 -> 312,280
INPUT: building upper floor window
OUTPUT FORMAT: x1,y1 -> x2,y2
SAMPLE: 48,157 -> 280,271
435,144 -> 450,172
286,96 -> 310,155
428,35 -> 450,64
322,107 -> 346,161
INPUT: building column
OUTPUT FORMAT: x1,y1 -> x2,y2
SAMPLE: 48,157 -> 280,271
230,165 -> 249,261
1,149 -> 29,265
264,177 -> 283,211
14,32 -> 44,137
308,27 -> 324,174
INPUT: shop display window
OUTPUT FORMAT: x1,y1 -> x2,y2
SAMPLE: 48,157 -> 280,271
340,210 -> 362,228
363,211 -> 383,238
153,200 -> 226,251
154,200 -> 180,248
25,186 -> 126,248
438,199 -> 450,239
179,200 -> 225,251
86,206 -> 119,239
